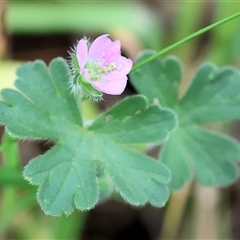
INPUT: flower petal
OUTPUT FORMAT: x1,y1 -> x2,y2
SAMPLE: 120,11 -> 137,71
90,71 -> 128,95
77,39 -> 88,74
115,56 -> 133,75
88,34 -> 121,61
99,44 -> 121,65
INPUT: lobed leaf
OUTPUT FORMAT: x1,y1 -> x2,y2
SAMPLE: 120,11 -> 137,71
160,127 -> 240,190
89,95 -> 177,144
0,58 -> 177,215
131,51 -> 182,108
0,59 -> 82,140
131,51 -> 240,190
179,64 -> 240,125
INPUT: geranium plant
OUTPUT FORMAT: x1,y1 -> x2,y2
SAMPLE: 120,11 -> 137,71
1,12 -> 240,218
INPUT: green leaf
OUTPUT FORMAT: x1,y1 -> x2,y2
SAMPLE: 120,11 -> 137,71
89,95 -> 177,144
130,51 -> 182,109
0,58 -> 177,215
179,64 -> 240,125
131,51 -> 240,190
0,59 -> 82,140
161,127 -> 240,189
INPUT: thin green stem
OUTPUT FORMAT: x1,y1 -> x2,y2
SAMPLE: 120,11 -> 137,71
131,11 -> 240,72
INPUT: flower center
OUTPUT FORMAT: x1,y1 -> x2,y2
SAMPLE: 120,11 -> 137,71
85,61 -> 117,81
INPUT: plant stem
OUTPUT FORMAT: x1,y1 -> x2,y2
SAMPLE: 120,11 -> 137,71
159,184 -> 191,240
131,11 -> 240,72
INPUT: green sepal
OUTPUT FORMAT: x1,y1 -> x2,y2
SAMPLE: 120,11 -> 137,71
70,52 -> 80,72
77,75 -> 103,101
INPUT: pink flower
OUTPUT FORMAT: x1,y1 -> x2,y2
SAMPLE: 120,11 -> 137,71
76,34 -> 133,95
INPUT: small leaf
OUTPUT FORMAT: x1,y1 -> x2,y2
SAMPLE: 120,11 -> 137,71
0,58 -> 177,215
89,95 -> 177,144
131,51 -> 182,108
179,64 -> 240,125
161,127 -> 240,189
93,134 -> 171,207
131,51 -> 240,190
0,59 -> 82,140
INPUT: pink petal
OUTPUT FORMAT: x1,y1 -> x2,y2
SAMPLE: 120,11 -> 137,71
77,39 -> 88,73
99,43 -> 121,65
90,71 -> 128,95
115,56 -> 133,75
88,34 -> 121,61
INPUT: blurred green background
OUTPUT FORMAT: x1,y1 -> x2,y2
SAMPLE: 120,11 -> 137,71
1,1 -> 240,239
